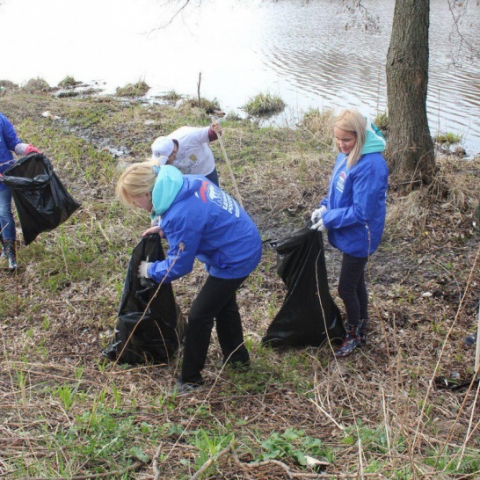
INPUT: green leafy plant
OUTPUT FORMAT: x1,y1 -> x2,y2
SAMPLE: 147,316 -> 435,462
257,428 -> 332,466
192,430 -> 234,474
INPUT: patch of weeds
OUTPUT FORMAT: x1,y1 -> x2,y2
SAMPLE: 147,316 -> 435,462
301,108 -> 335,145
184,429 -> 234,476
56,384 -> 78,410
184,96 -> 221,114
434,132 -> 462,145
256,428 -> 333,467
22,77 -> 51,93
226,110 -> 242,121
374,111 -> 389,134
19,408 -> 155,477
341,421 -> 406,455
59,76 -> 81,88
0,79 -> 18,95
241,92 -> 285,117
423,447 -> 480,475
162,89 -> 182,101
116,81 -> 150,97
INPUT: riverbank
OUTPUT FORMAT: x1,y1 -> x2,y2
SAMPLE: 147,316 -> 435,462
1,85 -> 480,479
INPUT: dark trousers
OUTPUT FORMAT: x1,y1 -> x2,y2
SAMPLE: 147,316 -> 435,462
338,253 -> 369,327
205,167 -> 219,187
180,275 -> 249,384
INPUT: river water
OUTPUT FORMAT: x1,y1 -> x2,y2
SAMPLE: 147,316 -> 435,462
1,0 -> 479,154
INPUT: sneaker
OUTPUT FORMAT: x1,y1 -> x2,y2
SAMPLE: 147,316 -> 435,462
335,325 -> 362,357
4,239 -> 17,271
169,381 -> 202,397
8,257 -> 17,271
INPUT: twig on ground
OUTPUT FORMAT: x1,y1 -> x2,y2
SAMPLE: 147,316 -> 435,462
188,437 -> 235,480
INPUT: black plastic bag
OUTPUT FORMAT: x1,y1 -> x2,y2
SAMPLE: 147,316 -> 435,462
102,234 -> 186,365
0,153 -> 80,245
262,227 -> 344,348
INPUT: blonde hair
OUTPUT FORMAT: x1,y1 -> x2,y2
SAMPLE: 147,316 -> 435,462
116,159 -> 159,207
334,109 -> 367,168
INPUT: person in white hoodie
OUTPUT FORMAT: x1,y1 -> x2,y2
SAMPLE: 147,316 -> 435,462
150,122 -> 222,186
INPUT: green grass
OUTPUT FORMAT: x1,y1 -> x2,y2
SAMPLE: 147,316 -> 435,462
1,88 -> 480,479
434,131 -> 462,144
241,92 -> 286,117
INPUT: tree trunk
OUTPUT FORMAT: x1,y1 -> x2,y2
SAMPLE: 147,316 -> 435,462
386,0 -> 436,190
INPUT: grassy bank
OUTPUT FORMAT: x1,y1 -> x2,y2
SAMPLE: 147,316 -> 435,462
1,85 -> 480,479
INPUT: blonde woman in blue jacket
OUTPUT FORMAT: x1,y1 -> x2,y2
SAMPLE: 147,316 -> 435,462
116,162 -> 262,393
311,109 -> 388,357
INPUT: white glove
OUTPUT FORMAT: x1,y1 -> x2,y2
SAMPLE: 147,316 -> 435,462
138,261 -> 152,278
311,206 -> 327,225
311,218 -> 327,232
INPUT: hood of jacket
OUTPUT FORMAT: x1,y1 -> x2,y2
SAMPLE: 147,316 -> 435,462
361,120 -> 386,155
151,165 -> 184,216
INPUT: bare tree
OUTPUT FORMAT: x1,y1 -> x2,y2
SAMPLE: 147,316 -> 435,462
386,0 -> 435,189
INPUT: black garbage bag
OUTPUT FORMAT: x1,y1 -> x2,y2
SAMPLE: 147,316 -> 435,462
0,153 -> 80,245
102,234 -> 186,365
262,226 -> 344,348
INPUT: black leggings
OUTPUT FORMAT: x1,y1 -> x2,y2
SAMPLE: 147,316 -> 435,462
205,167 -> 219,186
338,253 -> 369,327
181,275 -> 249,384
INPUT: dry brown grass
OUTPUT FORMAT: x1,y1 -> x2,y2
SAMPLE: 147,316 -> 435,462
1,89 -> 480,479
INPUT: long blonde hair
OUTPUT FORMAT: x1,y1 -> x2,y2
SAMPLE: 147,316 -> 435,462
116,159 -> 161,207
334,109 -> 367,168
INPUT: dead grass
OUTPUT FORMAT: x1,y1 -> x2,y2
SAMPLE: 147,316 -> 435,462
116,80 -> 150,97
1,88 -> 480,479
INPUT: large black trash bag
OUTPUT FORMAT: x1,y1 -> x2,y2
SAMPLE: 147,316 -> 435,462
0,153 -> 80,245
102,234 -> 186,365
262,226 -> 345,348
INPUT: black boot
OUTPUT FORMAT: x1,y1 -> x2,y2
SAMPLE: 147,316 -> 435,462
4,239 -> 17,271
0,236 -> 5,258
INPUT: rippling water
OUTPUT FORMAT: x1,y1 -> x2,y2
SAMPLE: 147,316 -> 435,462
1,0 -> 479,154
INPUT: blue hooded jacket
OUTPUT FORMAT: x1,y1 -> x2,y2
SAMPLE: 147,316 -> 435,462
320,121 -> 388,257
0,112 -> 21,173
147,167 -> 262,282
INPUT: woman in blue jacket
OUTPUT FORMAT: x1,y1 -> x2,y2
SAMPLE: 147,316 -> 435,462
311,109 -> 388,357
116,162 -> 262,393
0,112 -> 41,270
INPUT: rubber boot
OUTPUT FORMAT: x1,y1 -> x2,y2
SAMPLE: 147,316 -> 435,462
335,324 -> 362,357
359,319 -> 368,344
0,236 -> 5,258
4,239 -> 17,271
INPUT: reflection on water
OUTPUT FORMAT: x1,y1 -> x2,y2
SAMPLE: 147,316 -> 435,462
0,0 -> 479,154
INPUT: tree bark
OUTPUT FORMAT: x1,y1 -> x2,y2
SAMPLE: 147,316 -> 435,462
386,0 -> 436,190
